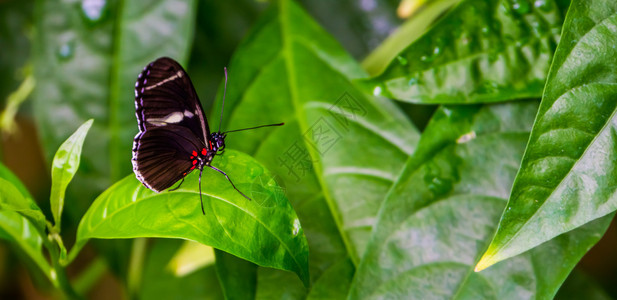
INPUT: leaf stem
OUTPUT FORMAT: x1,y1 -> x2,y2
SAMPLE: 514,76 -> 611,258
127,238 -> 147,298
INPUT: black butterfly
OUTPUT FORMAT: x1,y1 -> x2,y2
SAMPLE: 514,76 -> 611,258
132,57 -> 283,214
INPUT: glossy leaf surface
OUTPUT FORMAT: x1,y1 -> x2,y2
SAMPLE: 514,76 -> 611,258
50,119 -> 93,230
349,103 -> 612,299
73,150 -> 309,285
357,0 -> 569,103
477,0 -> 617,270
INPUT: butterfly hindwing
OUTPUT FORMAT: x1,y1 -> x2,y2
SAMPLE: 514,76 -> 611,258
132,125 -> 204,192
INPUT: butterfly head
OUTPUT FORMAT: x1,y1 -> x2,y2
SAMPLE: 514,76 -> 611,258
210,132 -> 226,154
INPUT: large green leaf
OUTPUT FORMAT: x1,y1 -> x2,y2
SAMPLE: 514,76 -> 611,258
214,0 -> 419,266
0,164 -> 50,282
71,150 -> 309,286
32,0 -> 197,210
357,0 -> 570,103
50,119 -> 92,231
476,0 -> 617,271
210,0 -> 419,294
349,103 -> 612,299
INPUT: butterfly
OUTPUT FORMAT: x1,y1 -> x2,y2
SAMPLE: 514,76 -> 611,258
132,57 -> 283,214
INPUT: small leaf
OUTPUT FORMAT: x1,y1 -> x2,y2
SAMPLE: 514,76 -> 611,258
72,150 -> 309,286
357,0 -> 570,103
349,103 -> 612,299
0,165 -> 51,281
50,119 -> 93,231
476,0 -> 617,270
0,177 -> 46,232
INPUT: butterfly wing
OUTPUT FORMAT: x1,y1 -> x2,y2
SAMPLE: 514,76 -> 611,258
132,125 -> 202,192
134,57 -> 210,144
133,57 -> 211,191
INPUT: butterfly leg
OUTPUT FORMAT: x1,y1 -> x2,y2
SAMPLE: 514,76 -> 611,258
208,165 -> 251,201
168,177 -> 185,191
199,167 -> 205,215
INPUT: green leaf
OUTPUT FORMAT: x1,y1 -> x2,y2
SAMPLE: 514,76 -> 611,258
50,119 -> 93,231
476,0 -> 617,271
71,150 -> 309,286
140,239 -> 223,300
215,249 -> 257,300
214,0 -> 419,266
32,0 -> 198,210
357,0 -> 570,103
0,165 -> 51,282
349,103 -> 612,299
209,1 -> 418,294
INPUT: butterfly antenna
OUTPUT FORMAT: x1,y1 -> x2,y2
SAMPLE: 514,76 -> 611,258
223,122 -> 284,134
199,168 -> 205,215
218,67 -> 228,133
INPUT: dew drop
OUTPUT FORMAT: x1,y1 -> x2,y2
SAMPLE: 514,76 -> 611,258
57,41 -> 75,60
408,77 -> 418,86
81,0 -> 106,21
534,0 -> 549,11
420,55 -> 428,62
512,0 -> 530,14
373,85 -> 382,96
396,56 -> 408,66
456,131 -> 476,144
50,269 -> 57,280
292,219 -> 300,236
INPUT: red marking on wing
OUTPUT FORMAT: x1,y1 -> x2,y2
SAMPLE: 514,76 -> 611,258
192,150 -> 198,156
192,160 -> 197,165
202,147 -> 208,155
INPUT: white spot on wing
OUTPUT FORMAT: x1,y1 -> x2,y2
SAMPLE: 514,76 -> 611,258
144,70 -> 183,91
147,111 -> 184,126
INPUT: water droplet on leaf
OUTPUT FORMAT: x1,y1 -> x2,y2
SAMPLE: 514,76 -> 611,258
396,56 -> 408,66
373,85 -> 383,96
292,219 -> 301,236
57,41 -> 75,60
512,0 -> 530,14
81,0 -> 106,22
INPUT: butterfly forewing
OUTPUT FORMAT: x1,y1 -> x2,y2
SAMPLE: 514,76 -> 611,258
134,57 -> 210,142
